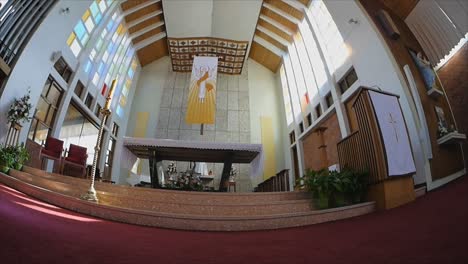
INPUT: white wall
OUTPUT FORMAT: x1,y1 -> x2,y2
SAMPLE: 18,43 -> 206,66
123,57 -> 289,190
324,0 -> 428,184
248,60 -> 287,174
0,0 -> 92,142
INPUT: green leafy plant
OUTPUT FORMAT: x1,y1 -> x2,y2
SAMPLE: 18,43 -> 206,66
300,167 -> 369,209
0,146 -> 15,173
0,144 -> 30,173
12,145 -> 30,170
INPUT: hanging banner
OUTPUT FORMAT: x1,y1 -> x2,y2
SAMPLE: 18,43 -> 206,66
185,56 -> 218,124
369,91 -> 416,176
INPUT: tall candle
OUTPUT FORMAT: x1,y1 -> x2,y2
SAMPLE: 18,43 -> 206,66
104,79 -> 117,110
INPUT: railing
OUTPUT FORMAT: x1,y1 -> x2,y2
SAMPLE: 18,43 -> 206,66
255,169 -> 290,192
0,39 -> 16,66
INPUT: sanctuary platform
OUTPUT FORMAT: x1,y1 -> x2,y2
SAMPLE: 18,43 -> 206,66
0,166 -> 376,231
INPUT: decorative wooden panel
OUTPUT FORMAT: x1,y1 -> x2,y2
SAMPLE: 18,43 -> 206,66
167,37 -> 249,75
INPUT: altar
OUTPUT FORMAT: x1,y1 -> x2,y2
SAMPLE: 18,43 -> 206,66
121,137 -> 264,191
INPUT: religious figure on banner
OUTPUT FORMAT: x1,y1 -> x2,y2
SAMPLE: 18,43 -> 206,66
185,56 -> 218,124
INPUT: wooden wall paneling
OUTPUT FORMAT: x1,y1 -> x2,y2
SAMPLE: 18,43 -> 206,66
136,37 -> 168,66
124,2 -> 162,24
128,14 -> 164,34
261,7 -> 298,33
249,41 -> 281,72
255,30 -> 287,51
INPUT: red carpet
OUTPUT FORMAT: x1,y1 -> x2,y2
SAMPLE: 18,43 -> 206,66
0,177 -> 467,264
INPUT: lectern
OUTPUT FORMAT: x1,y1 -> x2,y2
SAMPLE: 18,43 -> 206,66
338,87 -> 416,210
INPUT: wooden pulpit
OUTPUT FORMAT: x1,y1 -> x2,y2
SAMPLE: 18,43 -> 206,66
338,87 -> 416,210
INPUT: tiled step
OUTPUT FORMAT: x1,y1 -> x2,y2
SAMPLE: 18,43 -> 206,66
22,166 -> 311,203
0,171 -> 376,231
10,169 -> 315,216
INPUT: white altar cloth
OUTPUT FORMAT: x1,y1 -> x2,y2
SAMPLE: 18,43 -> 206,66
120,137 -> 264,179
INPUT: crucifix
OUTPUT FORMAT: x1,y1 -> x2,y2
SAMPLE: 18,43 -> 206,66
388,113 -> 399,142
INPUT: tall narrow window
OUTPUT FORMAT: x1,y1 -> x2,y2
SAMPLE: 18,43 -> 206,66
28,77 -> 63,144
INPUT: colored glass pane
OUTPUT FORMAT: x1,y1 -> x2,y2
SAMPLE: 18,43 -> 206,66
106,21 -> 113,31
84,17 -> 94,32
70,39 -> 81,57
82,10 -> 91,21
116,106 -> 123,117
66,32 -> 75,46
74,21 -> 86,40
84,60 -> 92,73
99,0 -> 107,12
90,2 -> 99,17
94,13 -> 102,24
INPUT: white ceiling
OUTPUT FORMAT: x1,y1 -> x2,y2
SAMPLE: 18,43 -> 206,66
163,0 -> 262,50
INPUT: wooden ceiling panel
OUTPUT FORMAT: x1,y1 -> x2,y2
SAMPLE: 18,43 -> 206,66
261,7 -> 298,33
258,18 -> 293,43
121,0 -> 151,12
136,37 -> 168,66
298,0 -> 311,7
132,25 -> 166,44
249,41 -> 281,72
128,13 -> 164,34
264,0 -> 303,20
124,2 -> 162,24
255,30 -> 287,51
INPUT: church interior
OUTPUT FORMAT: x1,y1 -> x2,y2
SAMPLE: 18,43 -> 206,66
0,0 -> 467,263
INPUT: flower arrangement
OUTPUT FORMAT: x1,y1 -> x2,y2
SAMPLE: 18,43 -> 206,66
7,91 -> 32,124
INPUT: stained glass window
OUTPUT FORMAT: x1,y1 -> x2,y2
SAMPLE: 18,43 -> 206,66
67,0 -> 108,57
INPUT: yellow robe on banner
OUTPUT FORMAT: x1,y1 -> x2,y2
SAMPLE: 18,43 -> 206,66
186,70 -> 216,124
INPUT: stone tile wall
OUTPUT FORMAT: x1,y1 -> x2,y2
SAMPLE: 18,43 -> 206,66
155,65 -> 253,191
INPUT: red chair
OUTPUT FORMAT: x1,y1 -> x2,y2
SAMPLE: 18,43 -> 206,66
39,137 -> 64,172
61,144 -> 88,178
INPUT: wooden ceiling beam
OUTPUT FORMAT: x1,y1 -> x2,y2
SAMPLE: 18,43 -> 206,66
264,0 -> 304,20
132,24 -> 166,45
258,17 -> 293,43
128,13 -> 164,34
260,6 -> 298,33
122,0 -> 160,16
136,37 -> 168,66
121,0 -> 152,12
249,41 -> 282,73
124,1 -> 162,24
255,30 -> 287,52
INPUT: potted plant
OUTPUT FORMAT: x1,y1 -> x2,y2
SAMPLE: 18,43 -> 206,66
12,144 -> 30,171
340,168 -> 368,204
0,146 -> 15,174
